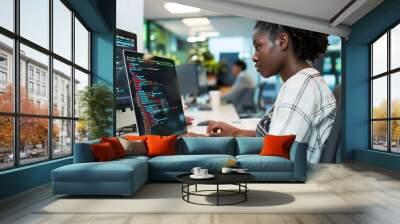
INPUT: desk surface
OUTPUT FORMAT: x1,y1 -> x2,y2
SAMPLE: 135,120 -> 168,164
185,104 -> 259,134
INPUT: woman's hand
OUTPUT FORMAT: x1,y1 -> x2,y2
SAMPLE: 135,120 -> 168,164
206,121 -> 240,137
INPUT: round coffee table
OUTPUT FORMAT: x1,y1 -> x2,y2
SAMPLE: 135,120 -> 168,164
177,173 -> 255,206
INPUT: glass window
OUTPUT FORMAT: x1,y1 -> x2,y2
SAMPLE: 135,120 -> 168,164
0,116 -> 13,170
53,59 -> 72,117
372,34 -> 387,76
74,18 -> 89,70
75,120 -> 88,143
20,44 -> 49,115
391,72 -> 400,118
53,119 -> 72,158
391,120 -> 400,153
0,0 -> 14,31
0,35 -> 14,113
20,0 -> 49,49
372,77 -> 387,119
19,117 -> 49,165
372,121 -> 388,151
28,81 -> 34,93
53,0 -> 72,60
74,69 -> 89,118
391,24 -> 400,70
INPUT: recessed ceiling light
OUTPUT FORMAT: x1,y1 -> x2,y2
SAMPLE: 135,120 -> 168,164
164,2 -> 200,14
182,17 -> 210,26
187,36 -> 207,43
199,31 -> 220,38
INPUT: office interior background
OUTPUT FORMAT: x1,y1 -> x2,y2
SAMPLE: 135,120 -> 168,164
0,0 -> 399,208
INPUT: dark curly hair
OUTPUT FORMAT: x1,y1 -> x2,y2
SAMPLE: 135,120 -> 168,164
254,21 -> 328,62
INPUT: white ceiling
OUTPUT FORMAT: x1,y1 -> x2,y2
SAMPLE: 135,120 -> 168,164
156,17 -> 256,39
144,0 -> 223,19
145,0 -> 384,38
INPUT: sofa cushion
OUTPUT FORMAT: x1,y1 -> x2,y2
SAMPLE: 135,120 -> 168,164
260,134 -> 296,159
178,137 -> 235,155
149,154 -> 235,172
147,135 -> 177,157
91,142 -> 118,162
236,155 -> 293,172
101,137 -> 127,158
235,137 -> 263,155
53,157 -> 148,183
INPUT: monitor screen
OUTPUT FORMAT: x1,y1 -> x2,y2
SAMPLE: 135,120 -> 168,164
123,50 -> 187,135
115,29 -> 137,109
176,64 -> 199,96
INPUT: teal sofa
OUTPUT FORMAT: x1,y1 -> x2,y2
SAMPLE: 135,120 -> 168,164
52,137 -> 307,196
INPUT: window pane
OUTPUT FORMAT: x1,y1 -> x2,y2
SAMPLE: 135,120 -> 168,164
53,59 -> 72,117
391,72 -> 400,118
74,69 -> 89,118
391,24 -> 400,70
20,44 -> 49,115
20,0 -> 49,49
391,120 -> 400,153
0,116 -> 13,170
20,117 -> 49,165
0,34 -> 14,112
372,33 -> 387,76
74,18 -> 89,70
53,119 -> 72,158
53,0 -> 72,60
0,0 -> 14,31
372,77 -> 387,119
372,121 -> 388,151
75,120 -> 88,143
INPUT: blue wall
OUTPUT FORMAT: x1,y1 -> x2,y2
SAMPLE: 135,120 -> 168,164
345,0 -> 400,170
0,0 -> 116,200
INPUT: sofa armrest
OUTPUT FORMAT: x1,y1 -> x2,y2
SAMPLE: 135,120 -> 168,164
289,142 -> 307,181
73,140 -> 100,163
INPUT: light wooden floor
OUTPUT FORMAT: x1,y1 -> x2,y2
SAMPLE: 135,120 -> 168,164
1,162 -> 400,224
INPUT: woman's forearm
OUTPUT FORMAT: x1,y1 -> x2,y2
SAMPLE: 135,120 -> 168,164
234,129 -> 257,137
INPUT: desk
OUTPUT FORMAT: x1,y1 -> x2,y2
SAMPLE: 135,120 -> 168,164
185,104 -> 259,134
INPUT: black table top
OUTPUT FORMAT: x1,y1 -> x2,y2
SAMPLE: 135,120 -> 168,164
177,172 -> 255,185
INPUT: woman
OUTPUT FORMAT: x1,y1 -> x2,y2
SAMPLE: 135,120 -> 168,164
203,21 -> 337,163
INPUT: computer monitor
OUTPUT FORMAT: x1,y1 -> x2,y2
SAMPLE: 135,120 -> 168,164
123,50 -> 187,136
115,29 -> 137,109
176,64 -> 199,96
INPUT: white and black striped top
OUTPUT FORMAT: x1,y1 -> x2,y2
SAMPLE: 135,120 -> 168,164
256,68 -> 336,163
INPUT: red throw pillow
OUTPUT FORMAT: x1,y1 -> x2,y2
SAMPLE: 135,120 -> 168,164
146,135 -> 177,157
124,135 -> 148,142
101,137 -> 126,158
259,134 -> 296,159
91,142 -> 117,161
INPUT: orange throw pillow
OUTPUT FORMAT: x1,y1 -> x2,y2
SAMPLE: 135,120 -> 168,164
101,137 -> 126,158
146,135 -> 177,157
259,134 -> 296,159
91,142 -> 117,162
124,135 -> 148,142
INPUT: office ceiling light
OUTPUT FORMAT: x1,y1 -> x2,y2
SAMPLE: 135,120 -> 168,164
164,2 -> 200,14
199,31 -> 220,38
182,17 -> 210,26
187,36 -> 207,43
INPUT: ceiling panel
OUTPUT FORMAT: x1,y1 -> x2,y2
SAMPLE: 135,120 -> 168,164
224,0 -> 352,21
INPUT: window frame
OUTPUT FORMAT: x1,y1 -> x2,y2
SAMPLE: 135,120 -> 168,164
370,19 -> 400,154
0,0 -> 92,171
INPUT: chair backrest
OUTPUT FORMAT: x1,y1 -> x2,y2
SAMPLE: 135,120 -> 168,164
320,84 -> 341,163
234,88 -> 256,113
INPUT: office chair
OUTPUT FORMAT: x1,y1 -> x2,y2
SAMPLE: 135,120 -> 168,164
320,84 -> 342,163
